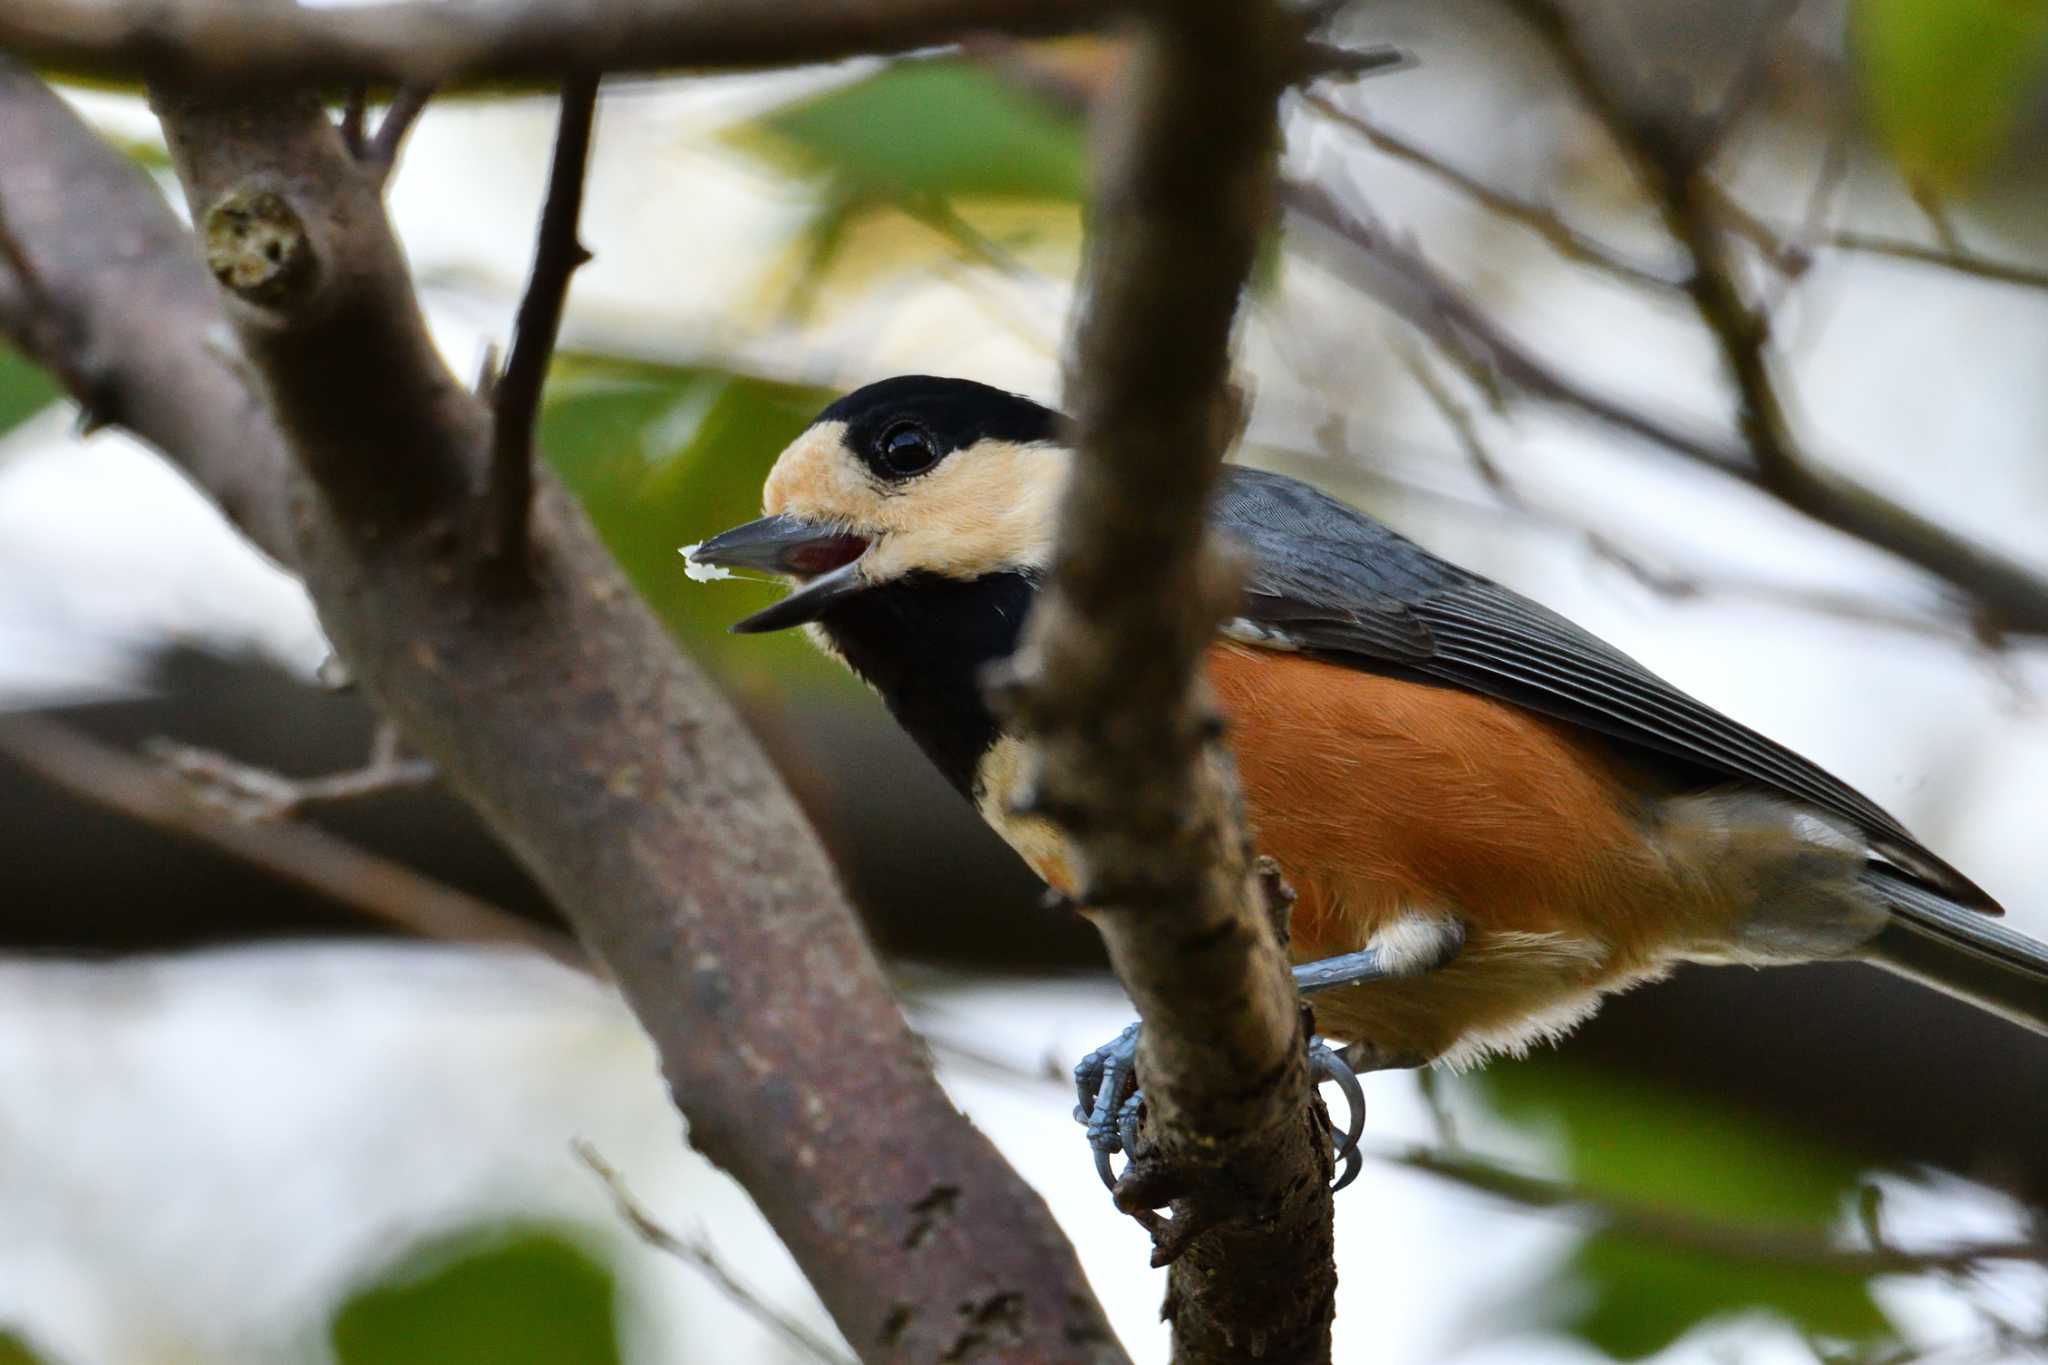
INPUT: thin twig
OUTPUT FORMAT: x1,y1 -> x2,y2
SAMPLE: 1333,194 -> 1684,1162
1382,1143 -> 2048,1277
339,84 -> 369,157
487,73 -> 598,576
1282,178 -> 1751,473
1824,231 -> 2048,294
0,715 -> 585,969
574,1142 -> 856,1365
1304,92 -> 1683,291
1501,0 -> 2048,637
364,84 -> 434,187
145,721 -> 437,822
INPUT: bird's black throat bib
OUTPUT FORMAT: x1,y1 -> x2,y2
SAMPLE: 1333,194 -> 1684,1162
816,569 -> 1039,797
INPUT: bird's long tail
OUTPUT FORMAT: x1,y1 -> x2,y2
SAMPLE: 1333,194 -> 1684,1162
1861,867 -> 2048,1037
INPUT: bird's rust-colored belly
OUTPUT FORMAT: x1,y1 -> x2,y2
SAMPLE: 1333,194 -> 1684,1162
1206,644 -> 1694,1061
980,644 -> 1704,1064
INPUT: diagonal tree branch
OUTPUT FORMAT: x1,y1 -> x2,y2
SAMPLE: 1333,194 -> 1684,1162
992,4 -> 1339,1359
1502,0 -> 2048,638
0,0 -> 1110,87
487,73 -> 599,576
0,56 -> 1123,1365
0,715 -> 583,968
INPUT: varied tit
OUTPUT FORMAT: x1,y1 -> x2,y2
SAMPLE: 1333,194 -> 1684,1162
689,374 -> 2048,1187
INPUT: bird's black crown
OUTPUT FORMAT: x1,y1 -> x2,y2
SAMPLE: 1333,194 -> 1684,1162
816,376 -> 1067,482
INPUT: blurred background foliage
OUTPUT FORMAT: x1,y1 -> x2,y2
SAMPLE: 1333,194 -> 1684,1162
6,1 -> 2048,1362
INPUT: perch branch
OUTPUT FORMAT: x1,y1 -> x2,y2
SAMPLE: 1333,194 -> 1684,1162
488,73 -> 598,576
0,55 -> 1121,1364
992,3 -> 1338,1358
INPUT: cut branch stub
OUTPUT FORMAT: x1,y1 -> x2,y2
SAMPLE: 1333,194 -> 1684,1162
202,185 -> 315,307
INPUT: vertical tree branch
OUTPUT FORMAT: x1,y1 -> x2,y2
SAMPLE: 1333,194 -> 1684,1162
487,74 -> 597,575
995,4 -> 1338,1359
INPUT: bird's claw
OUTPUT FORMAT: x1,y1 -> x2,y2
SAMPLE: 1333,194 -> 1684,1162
1071,1023 -> 1367,1194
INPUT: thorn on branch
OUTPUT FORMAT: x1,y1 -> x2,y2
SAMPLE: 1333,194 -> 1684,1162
485,72 -> 599,581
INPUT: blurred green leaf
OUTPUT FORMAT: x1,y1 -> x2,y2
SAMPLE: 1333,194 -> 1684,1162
734,61 -> 1084,308
1474,1061 -> 1894,1359
753,60 -> 1085,202
0,346 -> 62,443
540,356 -> 853,691
0,1330 -> 53,1365
330,1224 -> 620,1365
1855,0 -> 2048,190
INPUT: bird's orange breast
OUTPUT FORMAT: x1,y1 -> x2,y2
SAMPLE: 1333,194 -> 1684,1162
977,642 -> 1721,1063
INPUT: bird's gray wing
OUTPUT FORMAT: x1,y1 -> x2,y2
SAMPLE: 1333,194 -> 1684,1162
1214,466 -> 1996,910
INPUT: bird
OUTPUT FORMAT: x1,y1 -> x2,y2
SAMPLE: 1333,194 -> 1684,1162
687,374 -> 2048,1183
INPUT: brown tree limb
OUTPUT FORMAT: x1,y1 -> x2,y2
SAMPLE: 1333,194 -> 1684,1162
0,0 -> 1110,87
0,714 -> 583,969
487,73 -> 598,577
991,4 -> 1338,1360
0,56 -> 1122,1365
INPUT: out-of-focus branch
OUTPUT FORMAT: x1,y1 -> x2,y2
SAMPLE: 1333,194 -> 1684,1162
1384,1144 -> 2048,1277
575,1142 -> 857,1365
1503,0 -> 2048,638
0,0 -> 1109,86
0,56 -> 1122,1364
1282,178 -> 1753,474
992,4 -> 1338,1359
0,715 -> 583,968
1303,92 -> 1683,291
361,85 -> 436,188
487,74 -> 598,576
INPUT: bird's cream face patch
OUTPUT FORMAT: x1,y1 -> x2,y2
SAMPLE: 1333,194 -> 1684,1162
761,421 -> 1070,585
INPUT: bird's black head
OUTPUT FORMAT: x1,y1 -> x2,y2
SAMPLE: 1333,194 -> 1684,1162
686,375 -> 1072,632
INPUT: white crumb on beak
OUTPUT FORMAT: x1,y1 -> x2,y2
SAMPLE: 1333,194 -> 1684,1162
677,543 -> 734,583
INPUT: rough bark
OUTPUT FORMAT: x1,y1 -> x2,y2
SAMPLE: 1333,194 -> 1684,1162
992,6 -> 1340,1361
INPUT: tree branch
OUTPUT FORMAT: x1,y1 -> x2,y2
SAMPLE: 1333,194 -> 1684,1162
487,74 -> 598,577
0,0 -> 1110,87
0,714 -> 582,968
1384,1143 -> 2048,1278
1303,91 -> 1684,291
1503,0 -> 2048,637
0,56 -> 1122,1365
992,5 -> 1337,1359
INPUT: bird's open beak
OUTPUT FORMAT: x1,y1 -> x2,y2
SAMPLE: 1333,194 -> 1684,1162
687,515 -> 871,634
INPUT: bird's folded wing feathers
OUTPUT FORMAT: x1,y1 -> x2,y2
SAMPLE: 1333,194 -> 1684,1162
1215,466 -> 1998,912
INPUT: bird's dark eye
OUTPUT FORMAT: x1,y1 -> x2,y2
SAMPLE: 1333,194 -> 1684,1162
876,421 -> 939,478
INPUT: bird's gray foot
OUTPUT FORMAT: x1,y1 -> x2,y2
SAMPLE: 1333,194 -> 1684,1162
1072,1023 -> 1366,1194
